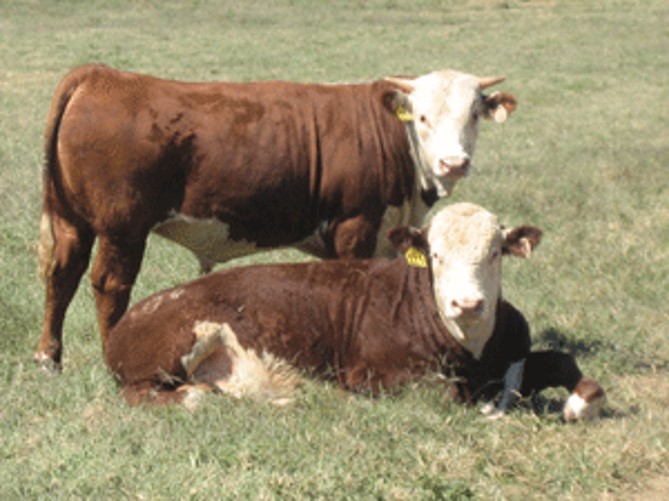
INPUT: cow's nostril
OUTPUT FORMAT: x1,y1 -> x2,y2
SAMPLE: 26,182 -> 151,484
452,298 -> 484,317
439,157 -> 470,175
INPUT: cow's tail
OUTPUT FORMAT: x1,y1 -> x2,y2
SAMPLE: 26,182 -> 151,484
38,65 -> 94,281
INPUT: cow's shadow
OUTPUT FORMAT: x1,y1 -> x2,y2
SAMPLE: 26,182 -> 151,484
526,327 -> 628,420
533,327 -> 607,358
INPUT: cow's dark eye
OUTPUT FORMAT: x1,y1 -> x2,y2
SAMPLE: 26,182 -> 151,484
419,115 -> 430,126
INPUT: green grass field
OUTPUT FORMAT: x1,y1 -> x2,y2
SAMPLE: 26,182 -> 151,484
1,0 -> 668,498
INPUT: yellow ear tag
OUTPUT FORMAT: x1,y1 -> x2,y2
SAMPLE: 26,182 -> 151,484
405,246 -> 428,268
395,105 -> 414,122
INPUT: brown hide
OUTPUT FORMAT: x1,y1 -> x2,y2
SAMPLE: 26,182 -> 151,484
105,258 -> 531,400
37,64 -> 420,365
49,64 -> 414,248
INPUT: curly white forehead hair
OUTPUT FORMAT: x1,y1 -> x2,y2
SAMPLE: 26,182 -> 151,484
427,202 -> 502,260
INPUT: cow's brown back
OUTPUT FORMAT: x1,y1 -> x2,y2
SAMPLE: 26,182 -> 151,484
105,259 -> 468,393
36,64 -> 419,366
52,65 -> 415,244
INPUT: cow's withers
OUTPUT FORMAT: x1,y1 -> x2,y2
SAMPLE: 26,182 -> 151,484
36,65 -> 516,368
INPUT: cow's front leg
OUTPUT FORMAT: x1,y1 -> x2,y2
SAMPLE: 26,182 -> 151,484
521,351 -> 606,421
90,235 -> 146,350
330,213 -> 380,258
481,359 -> 526,419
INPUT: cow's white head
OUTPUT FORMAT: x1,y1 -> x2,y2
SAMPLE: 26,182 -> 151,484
389,202 -> 541,357
386,71 -> 517,198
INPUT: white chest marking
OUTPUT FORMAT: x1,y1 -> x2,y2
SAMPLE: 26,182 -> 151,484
436,305 -> 495,360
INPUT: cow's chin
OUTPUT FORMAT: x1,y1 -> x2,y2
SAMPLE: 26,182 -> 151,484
452,314 -> 485,329
433,179 -> 456,197
433,172 -> 467,197
444,308 -> 487,327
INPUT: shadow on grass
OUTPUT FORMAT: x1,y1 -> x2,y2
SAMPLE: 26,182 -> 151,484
537,328 -> 669,373
535,327 -> 610,358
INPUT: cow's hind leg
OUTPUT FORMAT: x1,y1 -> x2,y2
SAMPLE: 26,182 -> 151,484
521,351 -> 606,421
90,235 -> 147,351
36,214 -> 94,369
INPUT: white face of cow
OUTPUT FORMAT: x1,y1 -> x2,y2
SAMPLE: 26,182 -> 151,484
387,71 -> 516,197
420,203 -> 541,357
428,203 -> 505,325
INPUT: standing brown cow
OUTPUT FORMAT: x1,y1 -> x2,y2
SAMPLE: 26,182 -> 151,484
36,64 -> 516,368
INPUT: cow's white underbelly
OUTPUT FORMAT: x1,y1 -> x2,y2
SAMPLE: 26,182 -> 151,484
152,199 -> 428,270
152,213 -> 258,271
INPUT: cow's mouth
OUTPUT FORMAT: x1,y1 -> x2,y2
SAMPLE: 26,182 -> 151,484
439,158 -> 471,179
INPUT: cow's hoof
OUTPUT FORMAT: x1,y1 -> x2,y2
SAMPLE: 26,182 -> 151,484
34,352 -> 62,374
485,409 -> 508,421
480,400 -> 497,415
563,378 -> 606,422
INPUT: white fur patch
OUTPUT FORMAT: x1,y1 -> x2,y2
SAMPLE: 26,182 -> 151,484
152,213 -> 258,265
563,392 -> 606,422
403,71 -> 482,196
181,321 -> 301,407
481,359 -> 525,420
429,203 -> 503,359
497,359 -> 525,412
140,295 -> 164,315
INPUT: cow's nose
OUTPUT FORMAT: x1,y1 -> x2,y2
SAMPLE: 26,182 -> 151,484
451,298 -> 484,318
439,157 -> 470,177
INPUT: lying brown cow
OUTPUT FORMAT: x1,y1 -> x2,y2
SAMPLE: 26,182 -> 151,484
105,203 -> 606,421
36,64 -> 517,368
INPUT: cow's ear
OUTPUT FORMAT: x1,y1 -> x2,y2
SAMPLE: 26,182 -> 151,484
483,91 -> 517,123
502,225 -> 542,258
388,226 -> 429,255
383,77 -> 416,122
382,91 -> 414,122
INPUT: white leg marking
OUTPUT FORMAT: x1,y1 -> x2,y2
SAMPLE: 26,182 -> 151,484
480,400 -> 497,416
563,392 -> 606,422
181,322 -> 226,377
178,384 -> 210,412
486,359 -> 525,420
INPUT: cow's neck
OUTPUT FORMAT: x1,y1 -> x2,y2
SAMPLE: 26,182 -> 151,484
433,288 -> 499,361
